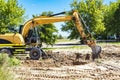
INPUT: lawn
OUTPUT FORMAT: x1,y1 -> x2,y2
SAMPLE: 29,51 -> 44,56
43,39 -> 120,50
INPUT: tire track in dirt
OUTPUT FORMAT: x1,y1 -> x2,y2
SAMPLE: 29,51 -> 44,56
13,61 -> 120,80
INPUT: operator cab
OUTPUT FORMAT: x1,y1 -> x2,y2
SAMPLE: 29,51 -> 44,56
18,25 -> 41,47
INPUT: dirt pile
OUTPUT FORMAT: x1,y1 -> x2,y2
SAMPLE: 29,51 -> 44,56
102,45 -> 120,59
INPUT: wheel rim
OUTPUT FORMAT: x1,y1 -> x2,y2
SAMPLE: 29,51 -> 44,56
33,52 -> 39,57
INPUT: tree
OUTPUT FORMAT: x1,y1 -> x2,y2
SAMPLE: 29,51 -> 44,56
113,3 -> 120,41
61,0 -> 105,39
0,0 -> 25,33
103,0 -> 120,40
34,11 -> 58,46
57,34 -> 64,39
113,4 -> 120,33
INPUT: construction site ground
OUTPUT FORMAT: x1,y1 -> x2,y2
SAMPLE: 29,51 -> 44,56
11,41 -> 120,80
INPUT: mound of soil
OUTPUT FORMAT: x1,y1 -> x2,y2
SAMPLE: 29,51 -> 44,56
102,45 -> 120,59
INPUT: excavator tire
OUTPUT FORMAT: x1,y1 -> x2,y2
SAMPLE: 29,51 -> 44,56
29,48 -> 41,60
0,49 -> 13,57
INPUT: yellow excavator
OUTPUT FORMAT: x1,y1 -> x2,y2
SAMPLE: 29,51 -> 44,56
0,10 -> 101,60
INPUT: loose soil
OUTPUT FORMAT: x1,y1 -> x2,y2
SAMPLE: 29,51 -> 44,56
11,45 -> 120,80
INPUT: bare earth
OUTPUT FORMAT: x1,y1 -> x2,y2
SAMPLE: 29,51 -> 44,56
11,45 -> 120,80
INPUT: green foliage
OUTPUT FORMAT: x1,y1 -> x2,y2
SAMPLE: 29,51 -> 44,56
0,53 -> 20,67
0,0 -> 25,33
0,54 -> 9,67
104,0 -> 120,35
57,34 -> 64,39
34,11 -> 58,46
0,54 -> 20,80
39,24 -> 58,46
0,68 -> 13,80
62,0 -> 105,39
62,20 -> 80,39
114,4 -> 120,34
8,57 -> 20,66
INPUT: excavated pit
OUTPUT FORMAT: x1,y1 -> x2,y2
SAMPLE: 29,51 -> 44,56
21,50 -> 92,67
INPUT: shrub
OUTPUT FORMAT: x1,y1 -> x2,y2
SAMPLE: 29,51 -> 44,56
0,53 -> 20,80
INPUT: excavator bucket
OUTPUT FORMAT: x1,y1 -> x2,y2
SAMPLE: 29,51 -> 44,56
86,40 -> 102,60
90,45 -> 102,60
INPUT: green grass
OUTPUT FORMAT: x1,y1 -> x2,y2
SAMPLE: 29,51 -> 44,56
56,39 -> 78,43
0,68 -> 13,80
97,42 -> 120,46
0,54 -> 13,80
44,41 -> 120,50
0,53 -> 20,80
43,45 -> 89,50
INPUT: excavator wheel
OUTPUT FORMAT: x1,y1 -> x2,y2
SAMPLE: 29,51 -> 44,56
29,48 -> 42,60
0,49 -> 13,57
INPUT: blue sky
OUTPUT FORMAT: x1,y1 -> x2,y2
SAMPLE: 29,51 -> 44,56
18,0 -> 73,19
18,0 -> 116,36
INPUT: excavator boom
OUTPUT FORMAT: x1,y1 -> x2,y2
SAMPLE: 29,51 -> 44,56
22,16 -> 72,38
